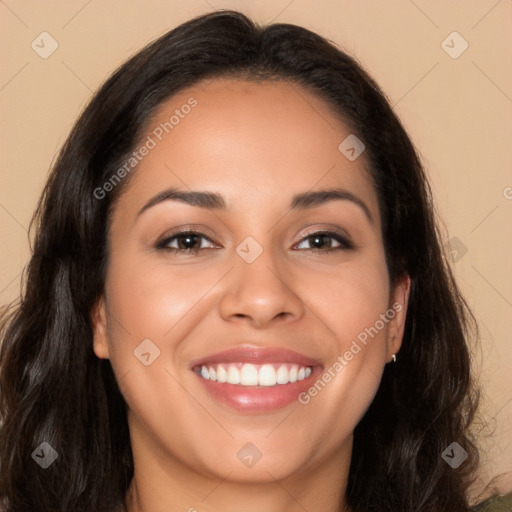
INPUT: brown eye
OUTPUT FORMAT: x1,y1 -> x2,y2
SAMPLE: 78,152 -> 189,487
156,231 -> 218,253
295,231 -> 354,252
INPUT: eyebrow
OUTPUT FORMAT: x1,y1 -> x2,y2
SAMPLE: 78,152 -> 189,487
137,187 -> 373,224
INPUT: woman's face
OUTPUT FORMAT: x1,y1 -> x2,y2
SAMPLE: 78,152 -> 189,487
92,78 -> 409,485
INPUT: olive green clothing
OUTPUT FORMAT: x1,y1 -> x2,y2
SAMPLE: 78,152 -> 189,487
473,492 -> 512,511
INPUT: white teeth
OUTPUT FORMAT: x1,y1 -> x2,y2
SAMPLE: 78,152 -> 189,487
259,364 -> 277,386
276,364 -> 289,384
227,365 -> 240,384
240,364 -> 259,386
216,364 -> 227,383
197,362 -> 313,387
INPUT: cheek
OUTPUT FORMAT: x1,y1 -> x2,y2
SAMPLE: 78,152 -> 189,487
102,254 -> 222,443
292,255 -> 391,443
102,250 -> 231,394
105,253 -> 219,341
300,256 -> 391,345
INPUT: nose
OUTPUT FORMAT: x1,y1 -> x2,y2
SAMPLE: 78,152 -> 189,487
218,248 -> 305,329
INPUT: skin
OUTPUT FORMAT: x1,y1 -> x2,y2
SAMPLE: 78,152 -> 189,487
92,78 -> 410,512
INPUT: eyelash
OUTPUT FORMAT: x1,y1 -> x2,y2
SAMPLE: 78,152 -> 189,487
155,229 -> 355,254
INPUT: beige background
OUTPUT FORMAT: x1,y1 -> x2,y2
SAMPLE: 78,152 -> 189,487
1,0 -> 511,499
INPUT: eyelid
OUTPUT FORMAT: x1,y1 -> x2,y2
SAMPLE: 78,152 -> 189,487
155,228 -> 220,250
154,224 -> 217,244
295,225 -> 353,245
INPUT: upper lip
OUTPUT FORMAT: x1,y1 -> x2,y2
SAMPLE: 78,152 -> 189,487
190,345 -> 323,369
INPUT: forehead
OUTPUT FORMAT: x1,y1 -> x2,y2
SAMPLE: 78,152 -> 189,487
114,78 -> 379,223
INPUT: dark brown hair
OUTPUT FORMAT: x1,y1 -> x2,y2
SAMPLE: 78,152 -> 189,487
0,10 -> 479,512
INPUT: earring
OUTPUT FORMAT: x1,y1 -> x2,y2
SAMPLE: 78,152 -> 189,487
391,354 -> 397,363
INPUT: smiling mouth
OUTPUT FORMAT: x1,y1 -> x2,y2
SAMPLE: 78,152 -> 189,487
190,345 -> 322,412
194,362 -> 313,387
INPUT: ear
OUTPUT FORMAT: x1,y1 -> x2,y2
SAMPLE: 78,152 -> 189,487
91,295 -> 110,359
386,274 -> 411,362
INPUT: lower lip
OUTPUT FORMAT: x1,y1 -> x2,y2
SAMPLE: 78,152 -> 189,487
194,367 -> 321,413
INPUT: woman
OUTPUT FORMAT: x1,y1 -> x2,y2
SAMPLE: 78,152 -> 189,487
0,10 -> 485,512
